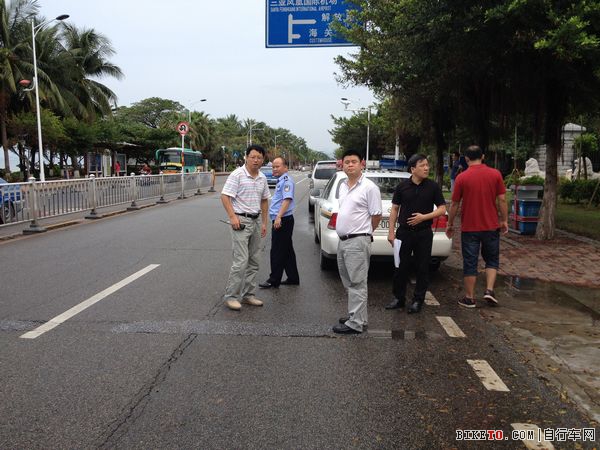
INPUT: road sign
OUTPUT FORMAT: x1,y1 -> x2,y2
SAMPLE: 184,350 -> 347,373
265,0 -> 359,48
176,122 -> 189,136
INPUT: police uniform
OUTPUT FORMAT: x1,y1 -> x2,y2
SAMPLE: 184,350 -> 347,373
265,173 -> 299,286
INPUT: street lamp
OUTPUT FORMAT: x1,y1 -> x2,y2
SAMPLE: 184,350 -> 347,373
247,121 -> 263,147
186,98 -> 207,123
341,97 -> 372,164
32,14 -> 69,182
274,134 -> 281,150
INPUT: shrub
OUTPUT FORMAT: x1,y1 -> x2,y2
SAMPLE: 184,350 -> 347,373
559,179 -> 600,205
504,173 -> 545,188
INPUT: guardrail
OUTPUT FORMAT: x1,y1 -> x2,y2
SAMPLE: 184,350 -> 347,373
0,172 -> 213,229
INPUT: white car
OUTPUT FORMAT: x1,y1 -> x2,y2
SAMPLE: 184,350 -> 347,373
308,160 -> 338,214
313,170 -> 452,270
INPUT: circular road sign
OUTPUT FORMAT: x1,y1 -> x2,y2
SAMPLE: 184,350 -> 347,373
176,121 -> 189,136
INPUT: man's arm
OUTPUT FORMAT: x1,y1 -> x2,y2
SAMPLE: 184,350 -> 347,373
371,214 -> 382,231
221,194 -> 241,229
497,193 -> 508,234
406,204 -> 447,226
260,197 -> 269,237
273,199 -> 292,229
446,201 -> 460,238
387,204 -> 399,246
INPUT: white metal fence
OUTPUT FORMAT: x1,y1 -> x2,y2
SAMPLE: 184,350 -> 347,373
0,172 -> 213,227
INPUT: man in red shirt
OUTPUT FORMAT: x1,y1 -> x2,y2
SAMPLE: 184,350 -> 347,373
446,145 -> 508,308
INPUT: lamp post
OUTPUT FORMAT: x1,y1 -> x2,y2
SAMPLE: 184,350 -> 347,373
274,134 -> 281,153
247,121 -> 263,147
185,98 -> 207,150
341,97 -> 372,164
32,14 -> 69,182
187,98 -> 207,123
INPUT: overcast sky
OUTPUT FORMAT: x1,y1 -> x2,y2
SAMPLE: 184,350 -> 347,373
43,0 -> 375,156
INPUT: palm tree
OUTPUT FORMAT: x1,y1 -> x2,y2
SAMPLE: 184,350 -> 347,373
0,0 -> 39,174
55,23 -> 123,121
188,110 -> 213,150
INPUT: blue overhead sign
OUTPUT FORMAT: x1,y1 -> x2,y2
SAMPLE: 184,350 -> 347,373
266,0 -> 358,48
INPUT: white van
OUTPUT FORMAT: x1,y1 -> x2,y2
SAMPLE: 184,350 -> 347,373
308,160 -> 338,214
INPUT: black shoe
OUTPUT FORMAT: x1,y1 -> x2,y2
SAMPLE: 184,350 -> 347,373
385,298 -> 405,310
407,300 -> 424,314
259,281 -> 278,289
483,289 -> 498,306
280,279 -> 299,285
338,317 -> 368,329
332,323 -> 361,334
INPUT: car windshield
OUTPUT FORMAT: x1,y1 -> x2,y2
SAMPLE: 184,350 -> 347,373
260,167 -> 273,175
335,176 -> 405,200
314,167 -> 337,180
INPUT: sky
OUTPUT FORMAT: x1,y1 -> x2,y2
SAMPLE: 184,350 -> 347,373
35,0 -> 375,157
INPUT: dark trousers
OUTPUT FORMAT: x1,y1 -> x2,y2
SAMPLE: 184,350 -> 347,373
268,215 -> 300,285
393,228 -> 433,304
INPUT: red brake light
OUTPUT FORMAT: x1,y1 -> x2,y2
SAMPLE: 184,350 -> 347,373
327,212 -> 338,230
432,214 -> 448,230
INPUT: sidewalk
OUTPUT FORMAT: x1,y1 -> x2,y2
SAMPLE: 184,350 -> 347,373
445,228 -> 600,288
444,227 -> 600,424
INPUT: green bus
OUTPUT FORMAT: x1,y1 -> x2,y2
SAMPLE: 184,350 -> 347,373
155,148 -> 204,174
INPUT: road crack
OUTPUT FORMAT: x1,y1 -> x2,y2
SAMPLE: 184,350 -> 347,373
96,333 -> 198,449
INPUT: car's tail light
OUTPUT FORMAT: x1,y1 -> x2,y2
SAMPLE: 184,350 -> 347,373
432,214 -> 448,231
327,212 -> 338,230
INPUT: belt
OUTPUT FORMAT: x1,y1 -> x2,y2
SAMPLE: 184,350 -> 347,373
339,233 -> 372,241
398,225 -> 429,232
236,212 -> 260,219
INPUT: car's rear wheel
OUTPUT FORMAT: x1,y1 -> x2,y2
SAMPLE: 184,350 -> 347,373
320,250 -> 335,271
1,201 -> 15,224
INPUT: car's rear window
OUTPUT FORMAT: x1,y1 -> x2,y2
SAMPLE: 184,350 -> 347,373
335,176 -> 406,200
314,167 -> 337,180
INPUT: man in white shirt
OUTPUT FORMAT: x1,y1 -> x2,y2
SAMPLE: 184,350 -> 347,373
333,149 -> 382,334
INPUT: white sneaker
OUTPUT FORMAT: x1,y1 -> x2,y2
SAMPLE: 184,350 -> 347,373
226,300 -> 242,310
241,297 -> 263,306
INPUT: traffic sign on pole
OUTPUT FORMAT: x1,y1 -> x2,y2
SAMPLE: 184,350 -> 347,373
177,121 -> 189,136
265,0 -> 359,48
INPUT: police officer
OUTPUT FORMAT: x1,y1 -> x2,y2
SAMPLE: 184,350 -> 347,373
259,157 -> 300,288
386,154 -> 447,313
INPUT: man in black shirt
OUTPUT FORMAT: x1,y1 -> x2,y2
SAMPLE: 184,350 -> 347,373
386,154 -> 447,313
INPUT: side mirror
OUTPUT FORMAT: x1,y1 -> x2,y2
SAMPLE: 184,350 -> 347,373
310,188 -> 322,198
307,174 -> 312,178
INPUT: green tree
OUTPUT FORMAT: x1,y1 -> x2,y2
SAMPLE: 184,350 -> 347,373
0,0 -> 39,173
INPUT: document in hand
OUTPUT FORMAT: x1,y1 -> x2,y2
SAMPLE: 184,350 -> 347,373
394,239 -> 402,268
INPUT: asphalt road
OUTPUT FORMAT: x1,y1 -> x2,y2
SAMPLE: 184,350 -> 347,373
0,172 -> 597,449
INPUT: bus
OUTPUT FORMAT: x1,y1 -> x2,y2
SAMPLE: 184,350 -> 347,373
155,148 -> 204,174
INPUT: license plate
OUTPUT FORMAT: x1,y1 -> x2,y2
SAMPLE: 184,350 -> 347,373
379,219 -> 398,229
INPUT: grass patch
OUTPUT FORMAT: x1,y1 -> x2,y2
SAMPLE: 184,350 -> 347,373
555,202 -> 600,240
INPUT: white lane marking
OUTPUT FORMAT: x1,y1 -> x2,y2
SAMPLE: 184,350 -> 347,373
297,177 -> 310,184
466,359 -> 510,392
20,264 -> 160,339
425,291 -> 440,306
511,423 -> 554,449
436,316 -> 466,338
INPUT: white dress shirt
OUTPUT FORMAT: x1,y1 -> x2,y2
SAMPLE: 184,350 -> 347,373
336,174 -> 382,237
